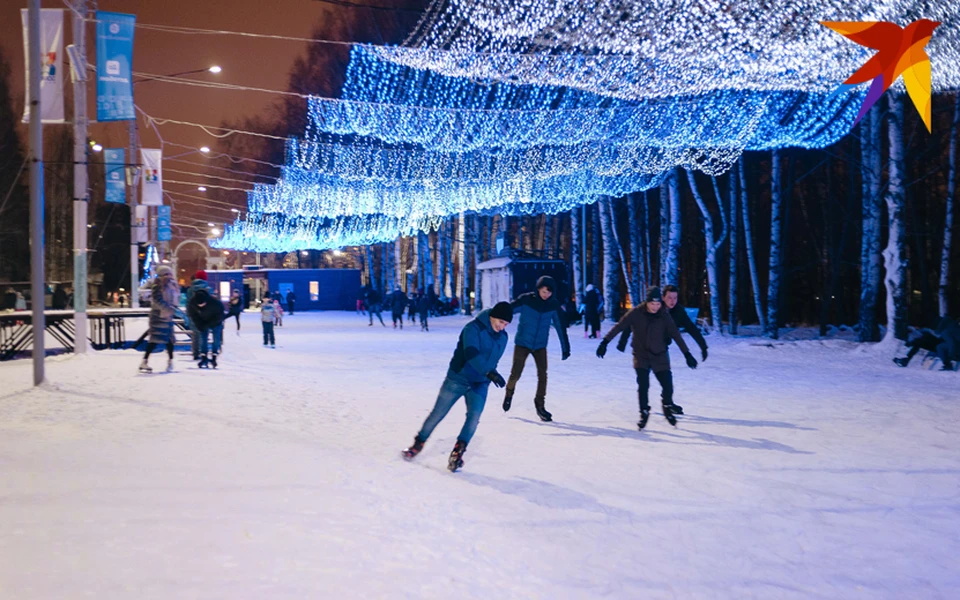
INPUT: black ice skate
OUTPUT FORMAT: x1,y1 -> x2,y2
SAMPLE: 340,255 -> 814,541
448,440 -> 467,472
198,355 -> 209,369
662,403 -> 677,426
502,391 -> 513,412
402,436 -> 425,461
665,402 -> 683,415
637,409 -> 650,430
534,398 -> 552,422
211,354 -> 218,369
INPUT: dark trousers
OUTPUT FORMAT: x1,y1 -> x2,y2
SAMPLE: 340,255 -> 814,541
506,345 -> 548,401
144,342 -> 173,360
369,305 -> 384,325
585,314 -> 600,337
392,310 -> 404,326
288,301 -> 295,315
233,313 -> 241,330
635,367 -> 673,412
420,312 -> 429,330
901,331 -> 944,365
262,321 -> 275,345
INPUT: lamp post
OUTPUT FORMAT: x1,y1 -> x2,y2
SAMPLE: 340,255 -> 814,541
128,66 -> 220,306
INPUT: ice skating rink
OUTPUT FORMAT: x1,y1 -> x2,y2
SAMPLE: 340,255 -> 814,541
1,312 -> 957,599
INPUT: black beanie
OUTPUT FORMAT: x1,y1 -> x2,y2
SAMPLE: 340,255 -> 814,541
490,301 -> 514,323
535,275 -> 556,293
645,286 -> 663,303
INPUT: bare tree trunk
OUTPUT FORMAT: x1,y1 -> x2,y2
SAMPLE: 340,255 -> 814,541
667,169 -> 682,286
728,170 -> 739,334
591,202 -> 601,288
607,198 -> 636,307
570,207 -> 583,305
740,160 -> 767,330
365,245 -> 373,286
598,197 -> 620,322
687,170 -> 727,333
642,191 -> 652,291
766,149 -> 784,339
543,214 -> 554,259
882,94 -> 908,343
659,176 -> 669,285
628,193 -> 643,301
940,95 -> 959,317
438,219 -> 448,296
858,105 -> 884,341
446,219 -> 456,298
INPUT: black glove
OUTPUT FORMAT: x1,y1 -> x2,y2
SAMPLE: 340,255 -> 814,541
685,352 -> 698,369
562,350 -> 571,361
486,370 -> 506,388
596,340 -> 608,359
701,348 -> 708,362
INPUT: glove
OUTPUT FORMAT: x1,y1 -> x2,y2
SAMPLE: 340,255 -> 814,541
685,352 -> 698,369
486,370 -> 506,388
596,340 -> 608,359
701,348 -> 708,362
562,350 -> 570,361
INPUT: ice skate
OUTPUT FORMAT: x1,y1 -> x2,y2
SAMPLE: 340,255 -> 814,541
447,440 -> 467,472
138,359 -> 152,374
637,409 -> 650,430
165,359 -> 175,373
534,398 -> 552,422
401,436 -> 425,461
662,403 -> 677,426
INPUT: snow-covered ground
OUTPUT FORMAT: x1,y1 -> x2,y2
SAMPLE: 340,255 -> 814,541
1,311 -> 957,599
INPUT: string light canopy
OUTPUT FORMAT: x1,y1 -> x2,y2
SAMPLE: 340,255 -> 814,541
374,0 -> 960,99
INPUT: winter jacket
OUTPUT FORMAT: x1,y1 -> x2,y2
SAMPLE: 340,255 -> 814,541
417,295 -> 432,317
448,309 -> 509,384
603,303 -> 691,372
148,277 -> 180,345
187,288 -> 225,331
584,288 -> 602,318
510,292 -> 570,355
286,292 -> 296,305
935,316 -> 960,360
365,288 -> 382,306
618,303 -> 708,354
261,302 -> 276,323
186,279 -> 211,304
228,295 -> 243,316
389,290 -> 408,314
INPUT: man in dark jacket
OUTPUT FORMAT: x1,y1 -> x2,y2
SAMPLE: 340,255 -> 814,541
617,284 -> 708,414
417,292 -> 432,332
502,275 -> 571,421
402,302 -> 513,472
187,285 -> 225,368
365,287 -> 386,327
286,290 -> 296,315
584,284 -> 602,338
187,271 -> 211,360
934,316 -> 960,370
389,286 -> 407,329
597,287 -> 698,430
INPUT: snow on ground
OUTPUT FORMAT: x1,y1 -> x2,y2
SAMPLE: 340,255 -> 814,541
1,311 -> 958,599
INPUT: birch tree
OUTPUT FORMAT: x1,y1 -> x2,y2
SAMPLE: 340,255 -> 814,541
882,94 -> 908,343
570,206 -> 583,304
940,96 -> 959,317
858,104 -> 884,342
740,160 -> 767,330
728,169 -> 739,334
686,170 -> 728,333
659,175 -> 670,285
591,202 -> 602,287
628,193 -> 644,299
598,197 -> 621,322
607,198 -> 637,307
766,149 -> 784,339
667,169 -> 682,286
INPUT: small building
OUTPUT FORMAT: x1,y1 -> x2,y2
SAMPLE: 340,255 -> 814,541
204,268 -> 361,311
476,254 -> 570,307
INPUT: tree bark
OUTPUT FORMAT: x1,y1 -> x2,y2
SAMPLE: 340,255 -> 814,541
570,207 -> 583,305
628,193 -> 644,301
940,95 -> 959,317
858,105 -> 884,342
882,94 -> 908,343
667,169 -> 682,286
591,202 -> 602,289
642,191 -> 652,292
766,149 -> 784,339
659,175 -> 670,286
365,245 -> 374,287
687,171 -> 727,333
740,160 -> 767,330
598,197 -> 620,322
607,198 -> 636,308
728,169 -> 739,334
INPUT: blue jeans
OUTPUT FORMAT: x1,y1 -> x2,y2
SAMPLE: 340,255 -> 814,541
262,321 -> 275,345
198,325 -> 223,356
418,374 -> 489,445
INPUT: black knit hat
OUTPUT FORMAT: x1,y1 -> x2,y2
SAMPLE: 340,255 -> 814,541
645,286 -> 663,303
535,275 -> 556,293
490,301 -> 514,323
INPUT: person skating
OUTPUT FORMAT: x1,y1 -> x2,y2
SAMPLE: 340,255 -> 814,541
402,302 -> 514,472
187,284 -> 226,368
896,316 -> 960,370
417,292 -> 432,331
228,289 -> 243,334
357,286 -> 367,315
365,287 -> 386,327
389,286 -> 407,329
502,275 -> 571,421
286,290 -> 296,315
139,266 -> 179,373
583,284 -> 603,338
186,271 -> 211,360
273,296 -> 285,327
616,284 -> 708,415
408,292 -> 418,324
596,286 -> 698,430
261,292 -> 277,347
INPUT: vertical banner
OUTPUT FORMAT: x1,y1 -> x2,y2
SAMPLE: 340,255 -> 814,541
21,9 -> 65,123
134,205 -> 148,243
95,11 -> 135,122
157,205 -> 172,241
104,148 -> 126,204
140,149 -> 163,206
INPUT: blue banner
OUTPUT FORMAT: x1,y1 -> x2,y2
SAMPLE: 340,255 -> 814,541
104,148 -> 125,204
157,205 -> 172,241
96,11 -> 135,122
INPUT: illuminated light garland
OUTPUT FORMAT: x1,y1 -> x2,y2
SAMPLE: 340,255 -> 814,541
379,0 -> 960,99
246,169 -> 664,219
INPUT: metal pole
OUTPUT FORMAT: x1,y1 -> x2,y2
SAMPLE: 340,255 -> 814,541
71,0 -> 88,353
128,120 -> 140,306
27,0 -> 45,385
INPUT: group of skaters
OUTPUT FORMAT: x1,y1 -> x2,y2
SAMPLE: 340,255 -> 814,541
138,269 -> 294,372
402,276 -> 709,472
360,284 -> 448,332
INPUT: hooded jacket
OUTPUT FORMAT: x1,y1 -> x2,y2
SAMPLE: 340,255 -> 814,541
448,309 -> 509,384
935,316 -> 960,360
603,302 -> 691,371
510,278 -> 570,354
187,288 -> 225,331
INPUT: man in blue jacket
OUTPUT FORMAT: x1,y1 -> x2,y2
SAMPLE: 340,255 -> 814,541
502,276 -> 571,422
402,302 -> 514,472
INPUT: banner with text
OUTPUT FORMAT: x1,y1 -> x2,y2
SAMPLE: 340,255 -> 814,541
104,148 -> 126,204
21,9 -> 65,123
157,205 -> 172,241
95,11 -> 135,121
134,204 -> 148,243
140,149 -> 163,206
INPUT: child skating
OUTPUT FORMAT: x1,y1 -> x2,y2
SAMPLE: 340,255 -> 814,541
402,302 -> 514,471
